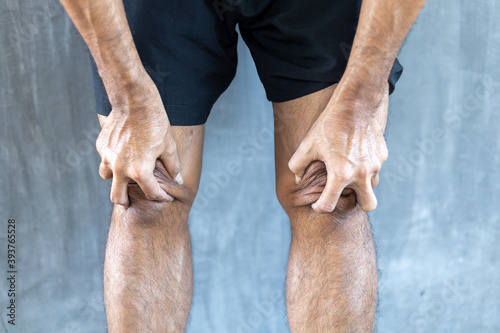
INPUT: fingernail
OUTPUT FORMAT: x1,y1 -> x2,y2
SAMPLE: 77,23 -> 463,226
175,173 -> 184,185
164,193 -> 174,202
295,175 -> 301,185
311,202 -> 317,211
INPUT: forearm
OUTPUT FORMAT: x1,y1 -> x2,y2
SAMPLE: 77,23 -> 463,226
340,0 -> 426,103
60,0 -> 146,105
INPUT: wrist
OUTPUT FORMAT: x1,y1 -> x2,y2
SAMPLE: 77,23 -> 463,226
92,41 -> 152,108
335,67 -> 389,112
324,73 -> 389,125
102,66 -> 155,109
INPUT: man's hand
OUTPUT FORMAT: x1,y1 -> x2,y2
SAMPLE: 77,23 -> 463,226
96,75 -> 182,206
288,0 -> 426,213
59,0 -> 185,206
289,84 -> 389,213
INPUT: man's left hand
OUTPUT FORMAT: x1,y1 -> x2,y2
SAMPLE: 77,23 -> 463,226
288,84 -> 389,213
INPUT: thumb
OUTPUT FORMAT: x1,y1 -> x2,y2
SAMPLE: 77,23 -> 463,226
160,134 -> 183,185
288,141 -> 314,184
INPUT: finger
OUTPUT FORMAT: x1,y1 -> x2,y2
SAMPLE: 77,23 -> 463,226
377,140 -> 389,163
380,145 -> 389,164
371,173 -> 380,188
161,137 -> 183,185
311,169 -> 344,213
95,140 -> 103,157
135,172 -> 174,202
288,141 -> 314,184
352,178 -> 378,212
110,175 -> 130,206
95,133 -> 106,156
99,162 -> 113,180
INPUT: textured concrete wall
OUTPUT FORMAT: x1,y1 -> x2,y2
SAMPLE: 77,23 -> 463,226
0,0 -> 499,332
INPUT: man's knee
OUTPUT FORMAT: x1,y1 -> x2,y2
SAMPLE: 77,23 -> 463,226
125,160 -> 199,223
276,161 -> 359,220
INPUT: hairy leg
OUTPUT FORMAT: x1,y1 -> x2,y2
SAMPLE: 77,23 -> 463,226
98,115 -> 204,332
274,84 -> 388,332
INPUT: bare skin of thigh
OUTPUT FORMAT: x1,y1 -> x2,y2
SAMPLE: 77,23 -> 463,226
273,83 -> 388,332
97,115 -> 204,333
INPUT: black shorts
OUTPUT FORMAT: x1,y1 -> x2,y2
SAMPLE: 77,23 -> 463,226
91,0 -> 403,126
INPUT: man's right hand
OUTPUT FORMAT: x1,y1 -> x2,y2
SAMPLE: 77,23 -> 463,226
58,0 -> 181,206
96,74 -> 182,207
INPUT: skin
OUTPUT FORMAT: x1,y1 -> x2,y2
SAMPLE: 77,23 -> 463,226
289,0 -> 427,214
279,1 -> 426,329
60,0 -> 183,207
274,83 -> 387,332
98,116 -> 203,332
60,0 -> 426,331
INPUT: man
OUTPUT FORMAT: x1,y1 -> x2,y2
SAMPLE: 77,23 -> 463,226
60,0 -> 425,331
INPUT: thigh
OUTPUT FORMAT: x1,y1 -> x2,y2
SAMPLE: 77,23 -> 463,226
98,115 -> 204,204
91,0 -> 239,126
239,0 -> 403,103
273,84 -> 388,207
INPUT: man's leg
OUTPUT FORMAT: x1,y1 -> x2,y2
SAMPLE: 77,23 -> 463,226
274,84 -> 388,332
98,115 -> 204,332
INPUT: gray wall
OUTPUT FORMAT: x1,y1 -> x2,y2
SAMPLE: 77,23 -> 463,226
1,0 -> 499,332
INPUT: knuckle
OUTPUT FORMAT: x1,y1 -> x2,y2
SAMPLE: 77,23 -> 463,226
342,165 -> 356,182
131,173 -> 145,183
333,170 -> 349,184
288,143 -> 312,172
129,166 -> 149,182
329,163 -> 349,181
101,150 -> 116,166
287,159 -> 299,173
95,138 -> 103,152
99,161 -> 110,172
97,148 -> 108,162
99,170 -> 111,180
381,148 -> 389,162
357,164 -> 371,178
113,163 -> 125,175
166,143 -> 177,156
